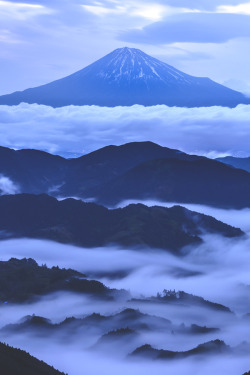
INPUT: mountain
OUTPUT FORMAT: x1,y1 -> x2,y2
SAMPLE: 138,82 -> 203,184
0,194 -> 243,252
0,47 -> 248,108
93,156 -> 250,208
130,340 -> 230,360
0,145 -> 66,195
0,141 -> 200,196
1,307 -> 219,342
0,258 -> 124,303
2,308 -> 218,340
0,342 -> 66,375
2,142 -> 250,208
131,290 -> 232,313
216,156 -> 250,173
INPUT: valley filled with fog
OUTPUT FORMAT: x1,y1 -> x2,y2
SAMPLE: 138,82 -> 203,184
0,200 -> 250,375
1,117 -> 250,375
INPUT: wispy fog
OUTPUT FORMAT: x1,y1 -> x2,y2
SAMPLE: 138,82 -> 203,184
1,103 -> 250,157
0,204 -> 250,374
0,174 -> 19,195
0,228 -> 250,313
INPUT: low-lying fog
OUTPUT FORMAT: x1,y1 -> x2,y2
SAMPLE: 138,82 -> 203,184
0,202 -> 250,375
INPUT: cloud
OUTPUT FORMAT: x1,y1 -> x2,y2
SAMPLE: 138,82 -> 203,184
0,0 -> 52,20
1,205 -> 250,374
1,230 -> 250,313
1,103 -> 250,157
82,2 -> 199,22
120,13 -> 250,44
217,1 -> 250,14
0,175 -> 19,195
88,0 -> 250,12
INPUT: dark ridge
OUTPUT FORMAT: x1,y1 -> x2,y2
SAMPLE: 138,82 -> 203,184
1,307 -> 219,341
94,157 -> 250,208
0,258 -> 125,303
0,194 -> 243,252
2,142 -> 250,209
0,341 -> 66,375
216,156 -> 250,173
0,141 -> 200,196
130,339 -> 230,360
130,289 -> 232,313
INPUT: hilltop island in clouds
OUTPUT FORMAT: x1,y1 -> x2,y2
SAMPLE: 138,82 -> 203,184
0,47 -> 249,108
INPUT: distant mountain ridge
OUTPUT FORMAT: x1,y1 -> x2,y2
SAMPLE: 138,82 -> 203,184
2,142 -> 250,209
216,156 -> 250,173
0,47 -> 248,108
130,340 -> 230,361
0,141 -> 201,196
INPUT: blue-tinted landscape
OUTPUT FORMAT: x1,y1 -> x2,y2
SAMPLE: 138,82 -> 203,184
0,1 -> 250,375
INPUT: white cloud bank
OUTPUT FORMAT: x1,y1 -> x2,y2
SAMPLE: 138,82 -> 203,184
0,103 -> 250,157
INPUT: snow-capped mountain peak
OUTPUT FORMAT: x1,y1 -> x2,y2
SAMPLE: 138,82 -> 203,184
84,46 -> 193,85
0,47 -> 249,108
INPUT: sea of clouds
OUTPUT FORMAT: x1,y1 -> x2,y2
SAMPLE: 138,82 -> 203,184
1,102 -> 250,375
1,103 -> 250,157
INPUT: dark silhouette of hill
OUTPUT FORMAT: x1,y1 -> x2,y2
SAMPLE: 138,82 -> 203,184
0,342 -> 66,375
0,142 -> 199,196
130,340 -> 230,360
2,142 -> 250,209
130,289 -> 232,313
94,157 -> 250,208
0,194 -> 243,252
1,307 -> 219,340
0,258 -> 125,303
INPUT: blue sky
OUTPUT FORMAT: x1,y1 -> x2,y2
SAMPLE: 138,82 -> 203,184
0,0 -> 250,95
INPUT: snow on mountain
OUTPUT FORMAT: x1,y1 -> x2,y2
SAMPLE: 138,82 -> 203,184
0,47 -> 249,108
85,47 -> 193,84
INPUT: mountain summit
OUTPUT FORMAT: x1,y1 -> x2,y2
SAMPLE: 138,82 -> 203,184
0,47 -> 249,108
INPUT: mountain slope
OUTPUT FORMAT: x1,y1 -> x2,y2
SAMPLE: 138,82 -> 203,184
0,342 -> 65,375
0,194 -> 243,252
2,142 -> 250,208
93,157 -> 250,208
216,156 -> 250,173
0,146 -> 66,194
0,142 -> 200,196
130,340 -> 230,360
0,258 -> 121,303
0,47 -> 248,108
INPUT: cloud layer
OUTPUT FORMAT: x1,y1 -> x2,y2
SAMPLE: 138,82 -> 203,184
0,103 -> 250,157
1,201 -> 250,375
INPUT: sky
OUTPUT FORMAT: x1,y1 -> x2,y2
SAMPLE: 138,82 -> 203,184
1,0 -> 250,95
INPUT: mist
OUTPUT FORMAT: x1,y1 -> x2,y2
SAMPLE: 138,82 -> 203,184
1,103 -> 250,157
0,174 -> 19,195
1,203 -> 250,374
